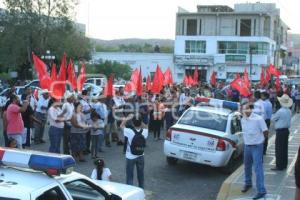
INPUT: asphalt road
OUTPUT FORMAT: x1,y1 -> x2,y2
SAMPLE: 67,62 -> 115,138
0,121 -> 234,200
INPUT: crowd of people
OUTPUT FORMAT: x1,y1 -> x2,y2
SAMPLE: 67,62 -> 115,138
1,80 -> 300,194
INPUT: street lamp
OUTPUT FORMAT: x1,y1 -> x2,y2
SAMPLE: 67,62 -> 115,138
41,50 -> 55,71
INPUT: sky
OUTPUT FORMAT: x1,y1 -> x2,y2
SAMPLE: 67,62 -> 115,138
75,0 -> 300,40
1,0 -> 299,40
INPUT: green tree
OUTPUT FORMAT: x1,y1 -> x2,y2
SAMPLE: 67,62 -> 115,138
86,61 -> 131,80
0,0 -> 91,79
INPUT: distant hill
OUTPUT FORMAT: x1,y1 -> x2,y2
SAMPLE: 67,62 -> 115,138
89,38 -> 174,53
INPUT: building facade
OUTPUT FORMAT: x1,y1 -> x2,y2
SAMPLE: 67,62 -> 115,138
92,52 -> 174,78
174,3 -> 289,83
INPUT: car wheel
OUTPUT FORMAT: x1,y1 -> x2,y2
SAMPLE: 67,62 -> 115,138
220,156 -> 236,174
166,157 -> 178,165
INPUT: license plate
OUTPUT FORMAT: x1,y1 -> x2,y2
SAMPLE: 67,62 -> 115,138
182,151 -> 197,161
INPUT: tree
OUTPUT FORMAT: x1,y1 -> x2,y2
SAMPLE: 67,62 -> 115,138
0,0 -> 91,79
86,61 -> 131,80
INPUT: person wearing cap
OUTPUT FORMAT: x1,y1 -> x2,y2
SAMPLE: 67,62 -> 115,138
241,102 -> 268,199
62,91 -> 75,154
34,89 -> 50,144
271,94 -> 293,171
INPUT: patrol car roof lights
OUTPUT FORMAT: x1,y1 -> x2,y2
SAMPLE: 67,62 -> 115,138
195,97 -> 239,111
0,147 -> 75,176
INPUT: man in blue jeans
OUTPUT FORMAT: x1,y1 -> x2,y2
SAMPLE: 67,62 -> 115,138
121,115 -> 148,189
241,103 -> 268,199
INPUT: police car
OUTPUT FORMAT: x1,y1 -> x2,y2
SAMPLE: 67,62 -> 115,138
0,148 -> 144,200
164,98 -> 244,173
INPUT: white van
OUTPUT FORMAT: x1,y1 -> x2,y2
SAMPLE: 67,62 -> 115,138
85,77 -> 107,88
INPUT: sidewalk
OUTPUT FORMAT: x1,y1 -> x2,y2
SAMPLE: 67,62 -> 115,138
217,114 -> 300,200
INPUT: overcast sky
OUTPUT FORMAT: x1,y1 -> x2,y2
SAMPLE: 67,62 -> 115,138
75,0 -> 299,40
1,0 -> 299,40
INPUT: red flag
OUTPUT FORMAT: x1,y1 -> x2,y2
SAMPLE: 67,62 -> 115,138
32,53 -> 51,90
146,75 -> 152,91
265,67 -> 271,83
124,82 -> 135,94
104,74 -> 114,97
67,59 -> 77,90
275,77 -> 281,92
136,67 -> 143,96
244,68 -> 250,88
130,68 -> 140,89
164,67 -> 173,86
210,71 -> 217,86
183,75 -> 189,86
151,65 -> 164,94
50,63 -> 57,83
52,54 -> 67,99
260,68 -> 266,87
193,66 -> 199,85
230,77 -> 251,97
188,76 -> 194,86
268,64 -> 281,77
77,63 -> 86,91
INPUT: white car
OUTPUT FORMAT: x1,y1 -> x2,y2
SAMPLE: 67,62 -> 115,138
83,83 -> 103,96
164,98 -> 244,173
0,148 -> 144,200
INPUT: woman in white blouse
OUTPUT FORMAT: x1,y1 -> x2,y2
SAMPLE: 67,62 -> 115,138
47,99 -> 66,153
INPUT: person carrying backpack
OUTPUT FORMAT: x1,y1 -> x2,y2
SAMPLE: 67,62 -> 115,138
121,114 -> 148,189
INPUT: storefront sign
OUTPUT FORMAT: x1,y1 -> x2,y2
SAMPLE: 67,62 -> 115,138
174,55 -> 213,65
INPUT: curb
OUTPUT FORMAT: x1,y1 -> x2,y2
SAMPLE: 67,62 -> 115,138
216,164 -> 244,200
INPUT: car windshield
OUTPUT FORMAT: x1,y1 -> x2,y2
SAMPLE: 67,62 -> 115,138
178,110 -> 228,132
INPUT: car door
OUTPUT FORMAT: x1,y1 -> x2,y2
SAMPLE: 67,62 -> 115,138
230,115 -> 243,156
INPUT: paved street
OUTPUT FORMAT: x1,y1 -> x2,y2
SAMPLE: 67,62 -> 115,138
0,121 -> 233,200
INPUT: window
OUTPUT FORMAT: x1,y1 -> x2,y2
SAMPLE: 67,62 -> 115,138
240,19 -> 251,36
254,19 -> 256,36
36,186 -> 66,200
217,41 -> 269,55
182,19 -> 185,35
185,40 -> 206,53
235,19 -> 238,35
64,179 -> 107,200
186,19 -> 197,35
230,117 -> 242,134
199,19 -> 202,35
178,110 -> 228,132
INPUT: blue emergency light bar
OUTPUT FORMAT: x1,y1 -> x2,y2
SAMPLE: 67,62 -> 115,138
195,97 -> 240,111
0,148 -> 75,176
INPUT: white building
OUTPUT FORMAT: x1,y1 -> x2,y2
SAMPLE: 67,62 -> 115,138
174,3 -> 289,83
92,52 -> 174,78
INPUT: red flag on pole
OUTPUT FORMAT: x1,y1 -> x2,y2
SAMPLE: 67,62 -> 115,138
193,66 -> 199,85
188,76 -> 194,86
146,75 -> 152,91
230,77 -> 251,97
210,71 -> 217,86
136,67 -> 143,96
104,74 -> 114,97
260,68 -> 266,87
77,63 -> 86,91
265,67 -> 271,83
151,65 -> 164,94
32,53 -> 51,90
50,63 -> 57,83
244,68 -> 250,88
268,64 -> 281,77
52,54 -> 67,99
183,75 -> 189,87
164,67 -> 173,86
67,59 -> 77,91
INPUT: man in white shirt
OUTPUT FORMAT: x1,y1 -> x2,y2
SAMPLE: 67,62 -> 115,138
34,89 -> 50,144
121,115 -> 148,189
241,103 -> 268,200
253,91 -> 265,119
62,91 -> 75,154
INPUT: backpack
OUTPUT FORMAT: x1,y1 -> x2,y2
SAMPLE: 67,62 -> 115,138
130,128 -> 146,155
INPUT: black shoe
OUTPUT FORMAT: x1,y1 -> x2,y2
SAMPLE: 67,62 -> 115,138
241,185 -> 252,193
253,192 -> 266,199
